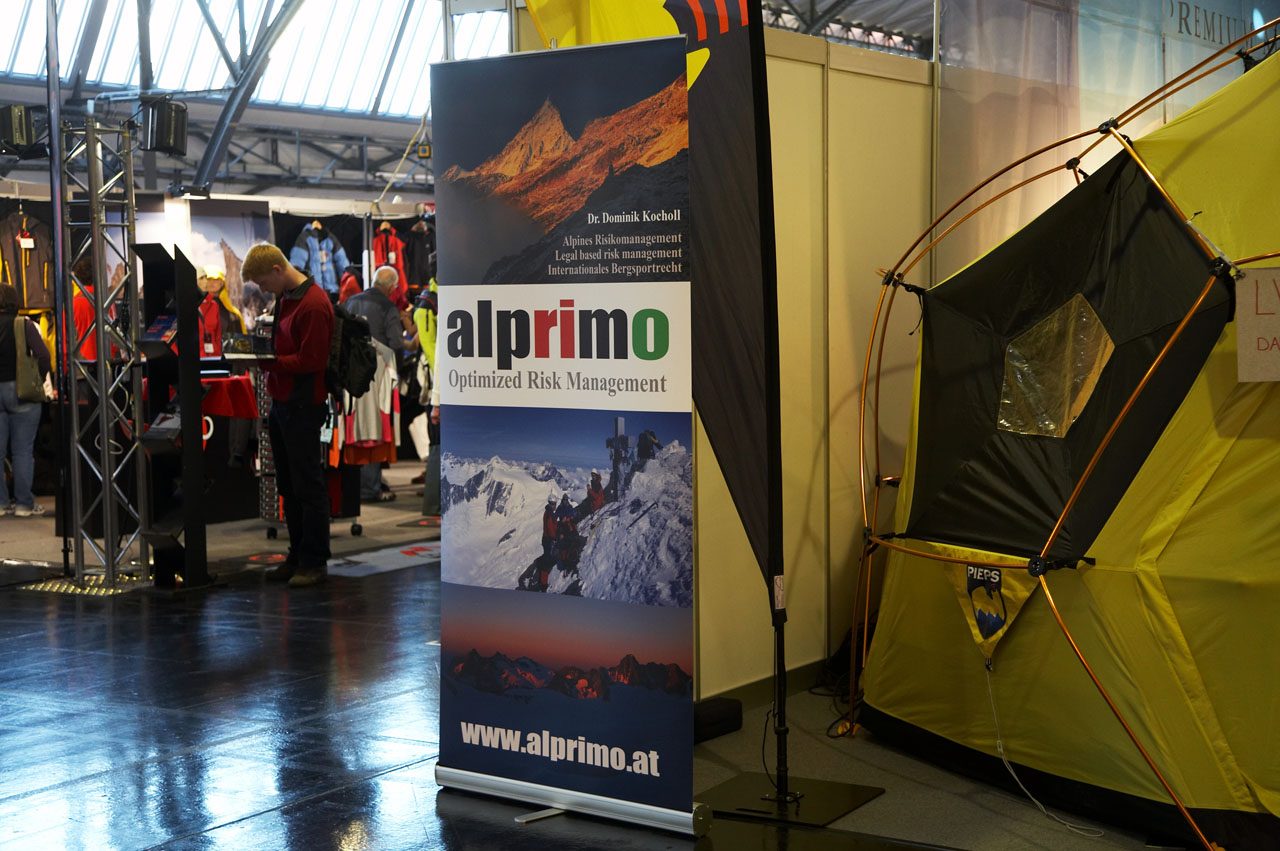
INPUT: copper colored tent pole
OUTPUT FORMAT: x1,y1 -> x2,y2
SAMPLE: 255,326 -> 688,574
1116,16 -> 1279,126
897,28 -> 1280,289
1236,250 -> 1280,266
1122,39 -> 1279,132
872,286 -> 899,483
1107,129 -> 1217,260
1036,577 -> 1216,851
870,536 -> 1030,570
900,162 -> 1064,280
1032,272 -> 1223,850
1065,31 -> 1280,173
1040,271 -> 1220,556
857,282 -> 892,529
887,127 -> 1096,278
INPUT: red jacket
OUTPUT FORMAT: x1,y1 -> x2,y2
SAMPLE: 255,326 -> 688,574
338,270 -> 362,305
265,279 -> 334,404
587,483 -> 605,513
72,286 -> 98,360
543,508 -> 558,540
373,229 -> 409,309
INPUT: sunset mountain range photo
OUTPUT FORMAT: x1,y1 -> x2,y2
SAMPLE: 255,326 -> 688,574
442,74 -> 687,233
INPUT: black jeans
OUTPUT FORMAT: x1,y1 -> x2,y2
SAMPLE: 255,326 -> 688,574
269,401 -> 331,570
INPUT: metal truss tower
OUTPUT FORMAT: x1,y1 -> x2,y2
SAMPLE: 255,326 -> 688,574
58,114 -> 150,586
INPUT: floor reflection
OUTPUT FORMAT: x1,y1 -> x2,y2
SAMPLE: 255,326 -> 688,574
0,562 -> 441,850
0,563 -> 930,851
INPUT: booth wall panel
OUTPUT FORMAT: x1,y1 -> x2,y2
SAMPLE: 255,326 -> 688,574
825,52 -> 933,653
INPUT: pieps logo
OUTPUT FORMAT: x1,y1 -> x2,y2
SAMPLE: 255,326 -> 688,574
446,298 -> 670,370
966,565 -> 1007,639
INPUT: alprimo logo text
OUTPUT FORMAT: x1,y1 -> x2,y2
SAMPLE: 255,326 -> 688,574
446,299 -> 670,370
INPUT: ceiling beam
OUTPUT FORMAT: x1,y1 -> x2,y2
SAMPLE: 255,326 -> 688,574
68,0 -> 110,98
193,0 -> 305,188
194,0 -> 243,81
803,0 -> 859,35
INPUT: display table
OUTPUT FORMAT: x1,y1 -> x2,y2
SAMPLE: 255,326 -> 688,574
143,374 -> 259,419
198,375 -> 258,419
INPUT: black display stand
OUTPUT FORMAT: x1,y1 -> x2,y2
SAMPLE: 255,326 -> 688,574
698,620 -> 885,827
135,244 -> 209,589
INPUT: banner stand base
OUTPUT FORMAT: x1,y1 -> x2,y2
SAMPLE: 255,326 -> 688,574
699,772 -> 884,828
436,765 -> 712,837
513,807 -> 565,825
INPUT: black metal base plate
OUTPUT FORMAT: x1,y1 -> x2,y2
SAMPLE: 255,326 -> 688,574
700,772 -> 884,828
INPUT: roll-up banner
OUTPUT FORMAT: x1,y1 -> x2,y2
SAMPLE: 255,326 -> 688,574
432,38 -> 702,834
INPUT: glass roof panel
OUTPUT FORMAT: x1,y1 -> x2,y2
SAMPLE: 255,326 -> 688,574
9,2 -> 49,77
97,0 -> 140,86
0,0 -> 475,118
382,2 -> 443,118
454,10 -> 509,61
324,0 -> 384,111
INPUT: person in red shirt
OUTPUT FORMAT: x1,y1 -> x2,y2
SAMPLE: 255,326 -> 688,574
196,266 -> 246,357
241,243 -> 335,588
70,254 -> 100,361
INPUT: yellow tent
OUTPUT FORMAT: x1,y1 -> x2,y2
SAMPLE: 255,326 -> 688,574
862,53 -> 1280,848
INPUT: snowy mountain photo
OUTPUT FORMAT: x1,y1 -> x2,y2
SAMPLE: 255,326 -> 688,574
440,405 -> 693,609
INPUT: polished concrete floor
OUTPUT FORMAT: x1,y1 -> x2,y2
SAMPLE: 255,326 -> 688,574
0,461 -> 1152,850
0,561 -> 948,851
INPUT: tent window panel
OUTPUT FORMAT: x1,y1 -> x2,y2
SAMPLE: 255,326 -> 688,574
998,293 -> 1114,438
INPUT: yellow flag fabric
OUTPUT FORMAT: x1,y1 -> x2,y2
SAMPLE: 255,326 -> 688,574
524,0 -> 710,86
943,562 -> 1040,661
863,52 -> 1280,827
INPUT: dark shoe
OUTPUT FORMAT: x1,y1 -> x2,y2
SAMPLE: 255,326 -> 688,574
266,562 -> 295,582
288,568 -> 327,588
410,472 -> 425,485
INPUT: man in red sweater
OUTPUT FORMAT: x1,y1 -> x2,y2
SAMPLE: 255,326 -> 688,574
242,243 -> 335,587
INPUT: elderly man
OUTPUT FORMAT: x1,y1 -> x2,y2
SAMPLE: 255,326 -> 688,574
345,265 -> 409,502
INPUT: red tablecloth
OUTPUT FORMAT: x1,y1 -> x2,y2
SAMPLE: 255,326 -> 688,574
200,375 -> 258,419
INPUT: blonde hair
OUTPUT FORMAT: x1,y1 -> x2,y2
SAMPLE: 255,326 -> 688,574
241,243 -> 290,282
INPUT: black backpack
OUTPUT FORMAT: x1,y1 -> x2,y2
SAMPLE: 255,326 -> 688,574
327,304 -> 378,402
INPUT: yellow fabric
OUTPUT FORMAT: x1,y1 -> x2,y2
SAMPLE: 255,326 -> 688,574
217,287 -> 246,335
525,0 -> 709,87
413,279 -> 438,376
943,562 -> 1040,661
864,54 -> 1280,817
1133,53 -> 1280,266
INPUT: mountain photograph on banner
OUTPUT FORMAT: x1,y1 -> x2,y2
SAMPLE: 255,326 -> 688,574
440,582 -> 693,811
442,404 -> 693,608
434,39 -> 689,286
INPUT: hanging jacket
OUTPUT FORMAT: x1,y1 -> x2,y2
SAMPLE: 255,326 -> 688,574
412,280 -> 438,377
338,266 -> 363,304
0,213 -> 54,310
404,219 -> 436,288
289,225 -> 349,294
372,228 -> 409,309
72,284 -> 100,361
